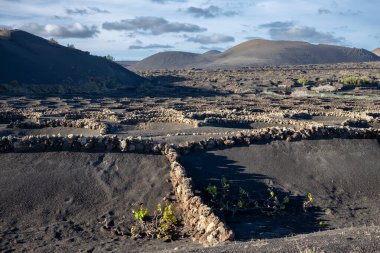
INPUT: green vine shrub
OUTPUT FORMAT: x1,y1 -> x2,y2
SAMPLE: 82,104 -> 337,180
339,76 -> 372,86
129,203 -> 183,241
205,177 -> 314,217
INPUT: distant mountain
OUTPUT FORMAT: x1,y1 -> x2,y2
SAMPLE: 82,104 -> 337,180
373,48 -> 380,56
202,50 -> 222,56
129,51 -> 216,71
0,30 -> 145,94
117,60 -> 140,68
213,40 -> 380,67
130,39 -> 380,70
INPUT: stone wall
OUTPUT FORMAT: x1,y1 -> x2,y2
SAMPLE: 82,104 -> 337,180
163,146 -> 234,246
175,126 -> 380,155
163,125 -> 380,246
161,125 -> 379,247
7,118 -> 109,134
0,111 -> 25,123
120,108 -> 200,127
198,109 -> 378,129
0,125 -> 379,246
0,134 -> 162,153
2,125 -> 378,154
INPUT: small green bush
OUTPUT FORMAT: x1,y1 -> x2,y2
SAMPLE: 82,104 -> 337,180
105,54 -> 115,61
339,76 -> 371,86
130,203 -> 180,241
132,205 -> 148,222
297,77 -> 309,86
49,38 -> 59,45
303,193 -> 314,211
205,177 -> 291,216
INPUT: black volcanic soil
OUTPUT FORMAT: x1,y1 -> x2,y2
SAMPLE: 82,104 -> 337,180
0,152 -> 193,252
181,139 -> 380,239
0,61 -> 379,252
181,225 -> 380,253
0,30 -> 144,91
0,126 -> 101,137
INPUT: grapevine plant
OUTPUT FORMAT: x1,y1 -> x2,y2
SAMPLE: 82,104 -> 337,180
130,203 -> 181,241
205,177 -> 314,216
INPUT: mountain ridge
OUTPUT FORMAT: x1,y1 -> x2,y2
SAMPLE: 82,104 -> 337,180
0,30 -> 145,93
130,39 -> 380,70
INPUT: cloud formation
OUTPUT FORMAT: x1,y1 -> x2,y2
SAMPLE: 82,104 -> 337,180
66,8 -> 89,15
339,9 -> 361,16
259,21 -> 293,29
317,8 -> 360,16
1,0 -> 377,60
150,0 -> 186,3
88,7 -> 110,14
186,5 -> 238,18
186,34 -> 235,44
102,16 -> 206,35
22,22 -> 99,38
318,8 -> 331,15
129,44 -> 174,49
66,7 -> 110,15
198,46 -> 223,51
259,21 -> 345,44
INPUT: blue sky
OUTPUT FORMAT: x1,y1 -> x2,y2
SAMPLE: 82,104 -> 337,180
1,0 -> 379,60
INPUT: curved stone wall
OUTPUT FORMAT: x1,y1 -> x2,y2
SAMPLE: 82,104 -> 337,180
0,126 -> 379,246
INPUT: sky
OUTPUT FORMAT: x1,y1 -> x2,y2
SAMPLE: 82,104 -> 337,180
1,0 -> 379,60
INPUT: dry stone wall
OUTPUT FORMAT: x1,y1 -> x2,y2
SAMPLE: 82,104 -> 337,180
7,118 -> 110,134
163,125 -> 380,246
0,135 -> 161,153
1,126 -> 378,154
0,111 -> 25,123
163,146 -> 234,246
198,109 -> 378,128
0,126 -> 379,246
120,108 -> 200,127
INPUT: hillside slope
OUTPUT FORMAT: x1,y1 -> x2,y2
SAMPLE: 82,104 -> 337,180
130,39 -> 380,70
129,51 -> 216,71
373,48 -> 380,56
0,30 -> 145,93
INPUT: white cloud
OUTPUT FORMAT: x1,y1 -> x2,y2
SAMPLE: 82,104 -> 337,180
22,22 -> 99,38
186,34 -> 235,44
0,0 -> 378,59
259,21 -> 345,44
185,5 -> 238,18
129,44 -> 174,49
102,16 -> 206,35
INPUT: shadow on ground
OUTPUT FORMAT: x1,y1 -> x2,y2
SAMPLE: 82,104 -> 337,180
202,122 -> 253,129
181,148 -> 325,241
0,74 -> 226,99
146,75 -> 190,84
